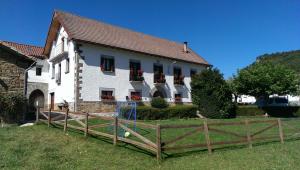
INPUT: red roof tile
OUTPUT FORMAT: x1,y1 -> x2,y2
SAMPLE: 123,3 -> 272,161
45,11 -> 210,66
0,41 -> 45,59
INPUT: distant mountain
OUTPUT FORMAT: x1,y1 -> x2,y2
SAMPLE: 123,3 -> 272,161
256,50 -> 300,74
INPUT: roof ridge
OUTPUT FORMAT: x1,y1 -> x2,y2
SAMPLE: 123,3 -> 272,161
1,40 -> 44,49
55,10 -> 186,47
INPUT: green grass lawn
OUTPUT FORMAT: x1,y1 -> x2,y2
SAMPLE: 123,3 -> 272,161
1,118 -> 300,169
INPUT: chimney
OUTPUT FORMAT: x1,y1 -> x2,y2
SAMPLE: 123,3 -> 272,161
183,42 -> 188,53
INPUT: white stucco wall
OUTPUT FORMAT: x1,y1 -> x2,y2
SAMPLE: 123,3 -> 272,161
79,43 -> 207,103
48,27 -> 75,105
27,59 -> 50,83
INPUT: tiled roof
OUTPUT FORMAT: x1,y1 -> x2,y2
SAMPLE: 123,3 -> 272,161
44,10 -> 210,66
0,41 -> 45,60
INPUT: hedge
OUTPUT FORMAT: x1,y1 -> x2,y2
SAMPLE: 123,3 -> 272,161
236,105 -> 300,117
0,93 -> 27,124
121,105 -> 198,120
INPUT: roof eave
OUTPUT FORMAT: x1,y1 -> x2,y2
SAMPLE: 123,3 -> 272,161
73,38 -> 210,67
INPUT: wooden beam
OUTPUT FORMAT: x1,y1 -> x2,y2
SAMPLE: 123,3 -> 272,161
278,118 -> 284,144
113,117 -> 118,145
162,127 -> 203,147
245,119 -> 252,148
64,109 -> 69,133
156,124 -> 162,161
119,123 -> 157,149
203,119 -> 212,154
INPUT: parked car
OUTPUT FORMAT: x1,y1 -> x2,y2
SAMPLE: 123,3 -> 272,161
267,97 -> 289,107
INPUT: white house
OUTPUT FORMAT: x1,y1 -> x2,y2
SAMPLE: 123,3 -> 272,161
41,11 -> 210,112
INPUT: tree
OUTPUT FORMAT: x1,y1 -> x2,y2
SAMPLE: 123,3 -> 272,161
191,68 -> 236,118
227,77 -> 238,104
234,61 -> 300,104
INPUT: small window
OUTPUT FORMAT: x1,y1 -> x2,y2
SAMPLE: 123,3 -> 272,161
154,64 -> 165,83
174,67 -> 184,85
101,90 -> 115,100
61,37 -> 65,52
101,56 -> 115,72
129,61 -> 143,81
190,69 -> 197,77
65,58 -> 70,73
175,93 -> 182,102
130,91 -> 142,101
36,67 -> 42,76
52,64 -> 55,79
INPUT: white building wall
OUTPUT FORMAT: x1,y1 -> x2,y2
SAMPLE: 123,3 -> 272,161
48,27 -> 75,106
27,59 -> 50,83
79,43 -> 206,103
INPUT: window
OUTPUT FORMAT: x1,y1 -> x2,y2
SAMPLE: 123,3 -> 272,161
101,56 -> 115,72
56,63 -> 61,85
130,91 -> 142,101
101,90 -> 115,100
190,69 -> 197,77
154,64 -> 165,83
52,64 -> 55,79
36,66 -> 42,76
129,61 -> 143,81
61,37 -> 65,53
65,58 -> 69,73
174,93 -> 182,102
174,67 -> 184,85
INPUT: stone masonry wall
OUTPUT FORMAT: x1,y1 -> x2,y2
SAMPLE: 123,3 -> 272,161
0,48 -> 31,94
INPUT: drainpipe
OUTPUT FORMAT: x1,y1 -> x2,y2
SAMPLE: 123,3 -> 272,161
23,61 -> 36,122
24,61 -> 36,97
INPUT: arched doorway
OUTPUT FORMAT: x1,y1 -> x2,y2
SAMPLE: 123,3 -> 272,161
153,90 -> 164,98
29,89 -> 45,112
150,86 -> 167,99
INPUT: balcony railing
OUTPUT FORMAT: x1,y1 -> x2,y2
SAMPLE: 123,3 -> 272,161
154,73 -> 166,84
50,42 -> 67,58
174,75 -> 185,85
130,70 -> 144,82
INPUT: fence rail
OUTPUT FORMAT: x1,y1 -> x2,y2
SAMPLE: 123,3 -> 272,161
36,108 -> 300,161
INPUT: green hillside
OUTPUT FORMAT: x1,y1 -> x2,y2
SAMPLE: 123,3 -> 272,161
256,50 -> 300,74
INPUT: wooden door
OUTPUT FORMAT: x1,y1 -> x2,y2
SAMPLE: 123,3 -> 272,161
50,93 -> 54,110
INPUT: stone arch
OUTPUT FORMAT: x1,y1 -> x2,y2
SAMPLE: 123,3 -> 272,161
150,86 -> 167,98
29,89 -> 45,110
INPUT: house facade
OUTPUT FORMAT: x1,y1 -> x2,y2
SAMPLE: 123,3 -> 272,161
42,11 -> 210,112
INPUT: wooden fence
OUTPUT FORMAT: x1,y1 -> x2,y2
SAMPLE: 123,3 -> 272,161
36,108 -> 297,161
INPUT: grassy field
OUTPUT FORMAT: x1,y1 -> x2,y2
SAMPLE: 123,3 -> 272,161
1,118 -> 300,169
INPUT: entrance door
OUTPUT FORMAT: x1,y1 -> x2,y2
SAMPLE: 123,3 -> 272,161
50,93 -> 55,110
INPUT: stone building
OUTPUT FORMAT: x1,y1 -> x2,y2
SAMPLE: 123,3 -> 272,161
0,41 -> 48,114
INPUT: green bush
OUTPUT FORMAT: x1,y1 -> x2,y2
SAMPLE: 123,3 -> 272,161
236,106 -> 265,116
122,105 -> 198,120
191,68 -> 236,118
0,93 -> 27,124
150,97 -> 169,109
236,106 -> 300,117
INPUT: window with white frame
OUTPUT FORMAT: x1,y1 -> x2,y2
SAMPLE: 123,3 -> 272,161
65,58 -> 69,73
52,64 -> 55,79
36,66 -> 42,76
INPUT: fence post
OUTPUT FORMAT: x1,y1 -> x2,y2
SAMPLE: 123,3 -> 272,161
277,118 -> 284,144
64,108 -> 69,133
84,112 -> 89,137
156,124 -> 162,161
36,107 -> 40,123
203,119 -> 212,154
245,119 -> 252,148
113,116 -> 118,145
48,108 -> 51,127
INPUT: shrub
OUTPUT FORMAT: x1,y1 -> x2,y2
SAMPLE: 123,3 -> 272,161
191,68 -> 236,118
0,93 -> 27,124
151,97 -> 169,109
236,106 -> 300,117
121,105 -> 198,120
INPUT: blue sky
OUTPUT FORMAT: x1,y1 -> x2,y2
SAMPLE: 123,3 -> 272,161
1,0 -> 299,78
